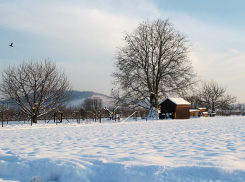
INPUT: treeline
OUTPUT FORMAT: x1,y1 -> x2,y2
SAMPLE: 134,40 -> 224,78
1,98 -> 149,122
62,97 -> 149,121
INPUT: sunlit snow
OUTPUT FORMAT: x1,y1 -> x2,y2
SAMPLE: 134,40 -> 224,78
0,116 -> 245,181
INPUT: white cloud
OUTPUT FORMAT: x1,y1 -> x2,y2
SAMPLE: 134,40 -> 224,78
1,3 -> 136,55
0,1 -> 146,95
160,11 -> 245,102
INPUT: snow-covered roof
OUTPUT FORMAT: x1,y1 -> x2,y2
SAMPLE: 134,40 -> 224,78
159,98 -> 190,105
189,109 -> 200,112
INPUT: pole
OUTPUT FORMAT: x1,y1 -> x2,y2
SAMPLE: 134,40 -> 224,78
100,111 -> 101,123
2,110 -> 4,127
31,107 -> 33,126
56,110 -> 58,125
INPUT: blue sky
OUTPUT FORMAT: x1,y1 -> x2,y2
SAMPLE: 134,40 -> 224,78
0,0 -> 245,102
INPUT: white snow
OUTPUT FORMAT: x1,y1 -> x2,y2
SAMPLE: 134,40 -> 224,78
199,108 -> 207,110
0,116 -> 245,181
189,109 -> 200,112
160,98 -> 190,105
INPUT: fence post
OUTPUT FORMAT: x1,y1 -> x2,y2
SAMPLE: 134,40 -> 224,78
56,111 -> 58,125
2,110 -> 4,127
79,112 -> 80,124
99,111 -> 101,123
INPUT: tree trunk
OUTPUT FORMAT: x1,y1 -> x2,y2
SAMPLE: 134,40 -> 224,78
150,93 -> 159,109
212,102 -> 215,113
147,106 -> 159,119
33,115 -> 38,123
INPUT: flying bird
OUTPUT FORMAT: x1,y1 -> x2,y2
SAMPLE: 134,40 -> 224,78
9,43 -> 13,47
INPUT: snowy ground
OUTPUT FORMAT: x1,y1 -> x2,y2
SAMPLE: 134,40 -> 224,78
0,116 -> 245,182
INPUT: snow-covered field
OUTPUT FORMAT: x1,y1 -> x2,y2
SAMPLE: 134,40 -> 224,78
0,116 -> 245,182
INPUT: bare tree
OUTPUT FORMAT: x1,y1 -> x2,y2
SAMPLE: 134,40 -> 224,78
104,106 -> 119,120
111,19 -> 197,118
239,103 -> 245,115
0,59 -> 73,123
219,94 -> 237,111
200,80 -> 236,113
183,93 -> 203,109
81,97 -> 103,121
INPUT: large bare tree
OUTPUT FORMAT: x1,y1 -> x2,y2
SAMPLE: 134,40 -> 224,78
111,19 -> 197,118
0,59 -> 73,123
200,80 -> 236,113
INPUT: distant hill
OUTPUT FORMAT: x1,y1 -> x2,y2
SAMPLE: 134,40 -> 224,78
1,90 -> 117,109
67,91 -> 117,108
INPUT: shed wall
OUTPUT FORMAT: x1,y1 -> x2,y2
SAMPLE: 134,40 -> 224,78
176,105 -> 190,119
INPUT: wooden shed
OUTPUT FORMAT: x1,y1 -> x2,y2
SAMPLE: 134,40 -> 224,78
189,109 -> 200,117
198,108 -> 207,112
159,98 -> 190,119
198,108 -> 209,117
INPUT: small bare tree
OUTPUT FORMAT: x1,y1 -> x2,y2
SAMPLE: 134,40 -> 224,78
184,93 -> 202,109
111,19 -> 197,119
81,97 -> 103,121
200,80 -> 236,113
0,59 -> 73,123
219,94 -> 237,111
104,106 -> 119,120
